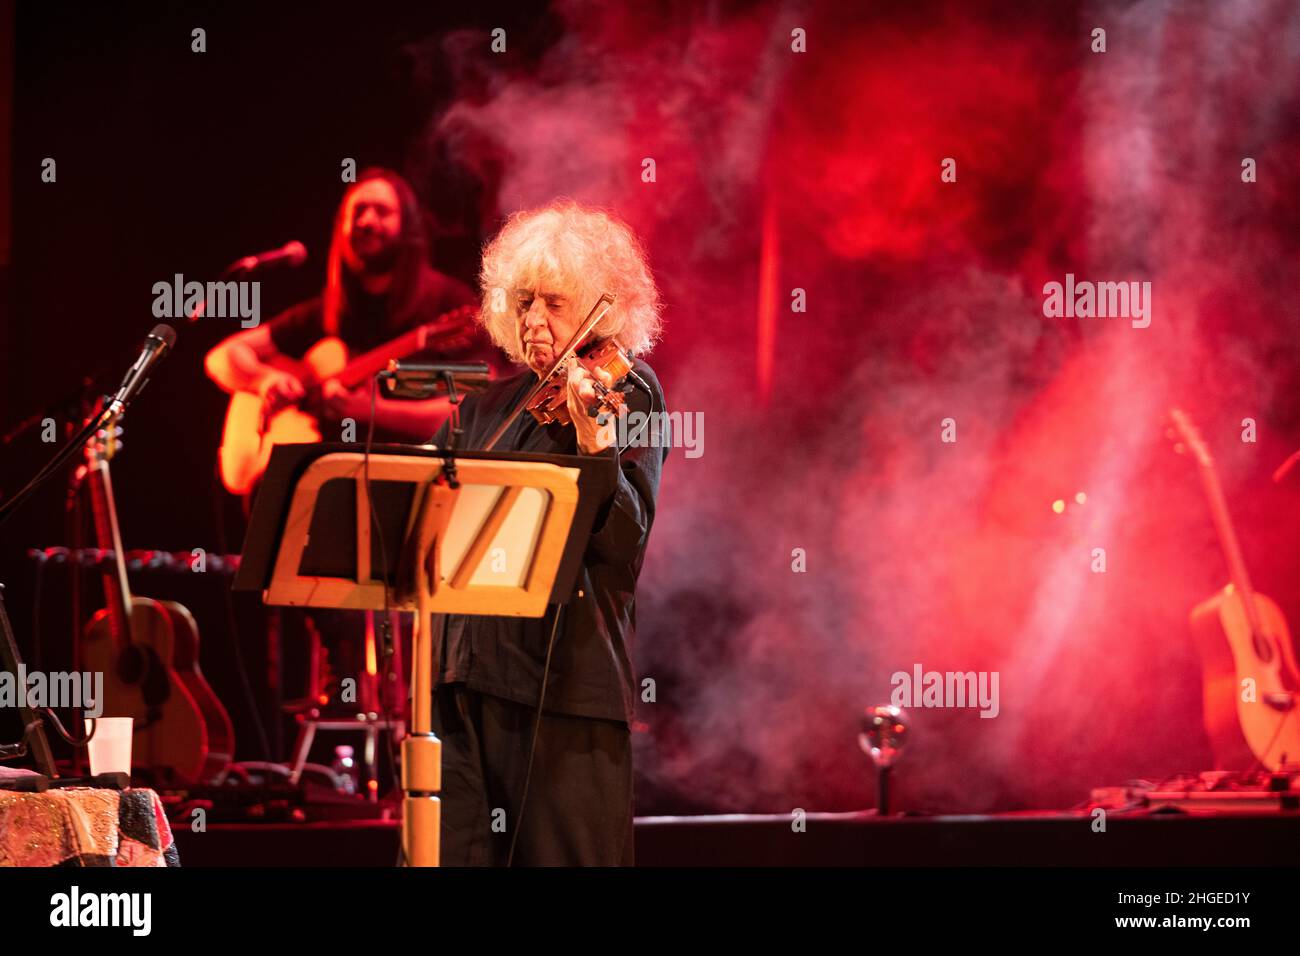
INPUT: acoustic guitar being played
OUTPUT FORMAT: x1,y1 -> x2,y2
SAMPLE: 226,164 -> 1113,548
217,304 -> 479,495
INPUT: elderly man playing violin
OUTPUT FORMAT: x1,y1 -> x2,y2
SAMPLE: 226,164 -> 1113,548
427,200 -> 667,866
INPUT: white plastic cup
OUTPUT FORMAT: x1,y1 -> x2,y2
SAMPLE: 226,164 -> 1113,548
84,717 -> 133,777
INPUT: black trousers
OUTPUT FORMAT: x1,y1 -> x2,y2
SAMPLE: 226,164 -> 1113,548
430,685 -> 634,866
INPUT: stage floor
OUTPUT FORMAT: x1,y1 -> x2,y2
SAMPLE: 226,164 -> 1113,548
170,809 -> 1300,866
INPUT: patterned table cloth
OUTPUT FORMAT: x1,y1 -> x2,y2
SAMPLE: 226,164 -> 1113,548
0,787 -> 179,867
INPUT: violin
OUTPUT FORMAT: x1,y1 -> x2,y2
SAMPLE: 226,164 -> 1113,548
482,293 -> 636,450
524,337 -> 634,427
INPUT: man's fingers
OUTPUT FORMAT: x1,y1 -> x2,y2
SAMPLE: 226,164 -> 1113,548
567,366 -> 598,404
262,374 -> 306,411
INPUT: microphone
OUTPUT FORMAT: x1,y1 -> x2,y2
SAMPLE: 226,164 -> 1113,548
109,324 -> 177,415
229,240 -> 307,274
380,361 -> 491,400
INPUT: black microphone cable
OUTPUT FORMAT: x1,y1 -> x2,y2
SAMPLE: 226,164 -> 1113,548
507,601 -> 565,867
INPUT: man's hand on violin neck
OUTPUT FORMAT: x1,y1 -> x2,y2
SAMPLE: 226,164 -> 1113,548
567,363 -> 617,455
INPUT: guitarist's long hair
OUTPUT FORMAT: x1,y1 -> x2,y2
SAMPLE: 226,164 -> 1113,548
322,168 -> 431,339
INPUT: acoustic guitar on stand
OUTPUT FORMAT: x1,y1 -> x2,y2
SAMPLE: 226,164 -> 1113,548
1170,408 -> 1300,770
217,304 -> 478,495
78,408 -> 235,785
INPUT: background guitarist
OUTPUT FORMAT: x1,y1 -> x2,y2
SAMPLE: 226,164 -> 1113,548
203,168 -> 493,750
204,167 -> 492,442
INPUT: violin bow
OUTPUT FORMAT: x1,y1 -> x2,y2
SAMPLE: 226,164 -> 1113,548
480,293 -> 616,451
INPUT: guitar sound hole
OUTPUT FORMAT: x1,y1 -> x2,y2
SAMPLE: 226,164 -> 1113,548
1253,633 -> 1275,663
116,646 -> 173,708
117,646 -> 146,683
140,648 -> 173,707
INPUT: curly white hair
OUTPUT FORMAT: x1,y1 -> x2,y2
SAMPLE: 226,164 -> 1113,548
478,200 -> 663,364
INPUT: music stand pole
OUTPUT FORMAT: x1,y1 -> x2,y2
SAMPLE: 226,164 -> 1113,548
399,468 -> 465,866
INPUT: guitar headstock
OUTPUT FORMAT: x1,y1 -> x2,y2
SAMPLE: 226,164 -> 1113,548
86,407 -> 124,466
1169,407 -> 1213,468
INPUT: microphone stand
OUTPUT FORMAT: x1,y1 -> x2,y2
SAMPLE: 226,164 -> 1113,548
183,254 -> 242,325
0,402 -> 116,780
0,404 -> 114,529
0,330 -> 174,779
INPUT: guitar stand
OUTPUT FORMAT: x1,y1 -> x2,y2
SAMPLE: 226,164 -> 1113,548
286,709 -> 405,800
22,772 -> 130,792
0,771 -> 51,792
0,582 -> 58,778
1,770 -> 131,793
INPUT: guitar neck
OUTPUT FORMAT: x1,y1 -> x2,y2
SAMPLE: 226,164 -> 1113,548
86,460 -> 133,647
334,307 -> 476,391
1196,460 -> 1264,633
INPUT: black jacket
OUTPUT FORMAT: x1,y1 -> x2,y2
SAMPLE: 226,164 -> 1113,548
430,361 -> 667,724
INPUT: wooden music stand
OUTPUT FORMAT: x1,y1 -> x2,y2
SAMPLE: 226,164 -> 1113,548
235,442 -> 609,866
